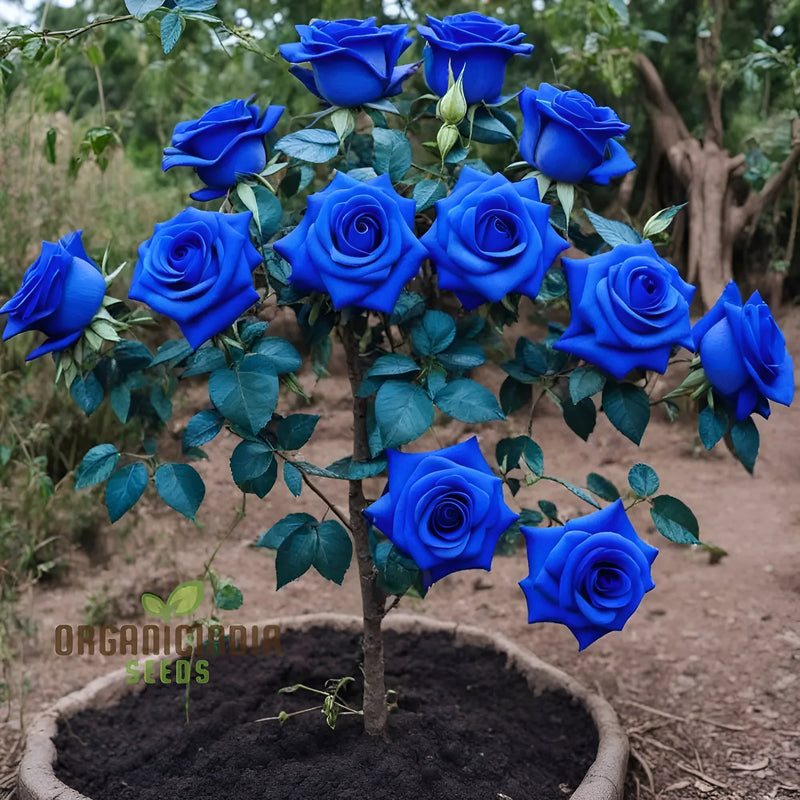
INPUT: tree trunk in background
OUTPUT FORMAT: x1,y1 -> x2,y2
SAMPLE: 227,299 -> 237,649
635,49 -> 800,310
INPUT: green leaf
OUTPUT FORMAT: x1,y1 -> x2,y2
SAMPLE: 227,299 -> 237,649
413,179 -> 447,211
209,353 -> 278,436
628,463 -> 660,497
375,382 -> 434,448
729,417 -> 759,474
150,383 -> 173,422
434,378 -> 504,423
75,444 -> 120,489
602,383 -> 650,445
376,544 -> 420,595
167,580 -> 204,617
642,204 -> 687,239
105,463 -> 148,522
462,107 -> 516,144
70,373 -> 103,415
274,128 -> 340,163
538,500 -> 560,523
152,338 -> 193,367
563,395 -> 597,441
109,383 -> 131,423
124,0 -> 163,18
214,582 -> 243,611
586,472 -> 620,502
182,409 -> 224,451
236,183 -> 283,241
584,209 -> 643,247
389,291 -> 425,325
230,440 -> 274,483
437,340 -> 486,373
698,404 -> 728,450
546,476 -> 601,509
367,354 -> 420,379
140,593 -> 165,618
410,310 -> 456,356
283,462 -> 303,497
182,346 -> 226,377
496,436 -> 528,472
372,128 -> 412,182
569,366 -> 607,404
237,457 -> 278,498
160,12 -> 183,54
607,0 -> 630,24
253,338 -> 303,374
154,463 -> 205,520
650,495 -> 700,544
324,456 -> 387,479
312,520 -> 353,584
258,513 -> 316,549
277,414 -> 320,450
176,0 -> 217,10
524,439 -> 544,477
44,126 -> 56,164
499,377 -> 532,414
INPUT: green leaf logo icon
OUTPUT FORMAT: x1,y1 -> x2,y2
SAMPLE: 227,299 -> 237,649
141,580 -> 204,623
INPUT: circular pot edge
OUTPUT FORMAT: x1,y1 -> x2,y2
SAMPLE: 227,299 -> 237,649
18,612 -> 628,800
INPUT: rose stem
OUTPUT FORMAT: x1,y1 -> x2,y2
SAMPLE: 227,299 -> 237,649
341,318 -> 389,737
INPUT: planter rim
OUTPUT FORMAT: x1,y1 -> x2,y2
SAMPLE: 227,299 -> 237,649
18,612 -> 628,800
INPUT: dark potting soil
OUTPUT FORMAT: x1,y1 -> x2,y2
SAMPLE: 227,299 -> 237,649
55,627 -> 599,800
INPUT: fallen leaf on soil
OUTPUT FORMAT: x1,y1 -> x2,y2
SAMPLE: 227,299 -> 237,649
728,757 -> 770,771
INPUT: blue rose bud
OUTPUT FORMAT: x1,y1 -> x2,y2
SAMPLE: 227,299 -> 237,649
1,232 -> 106,361
273,172 -> 427,314
519,83 -> 635,185
162,98 -> 284,202
418,12 -> 533,105
692,282 -> 794,420
422,168 -> 569,310
129,208 -> 262,350
554,241 -> 696,379
520,500 -> 658,650
365,437 -> 519,588
279,18 -> 420,108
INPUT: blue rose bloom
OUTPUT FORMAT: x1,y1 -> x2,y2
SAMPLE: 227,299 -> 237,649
692,282 -> 794,420
422,167 -> 569,310
519,83 -> 635,185
129,208 -> 261,349
279,18 -> 420,108
365,438 -> 519,588
1,232 -> 105,360
273,172 -> 427,314
162,98 -> 284,202
520,500 -> 658,650
417,12 -> 533,105
554,241 -> 696,380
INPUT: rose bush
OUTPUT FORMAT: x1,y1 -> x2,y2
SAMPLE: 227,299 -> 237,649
365,438 -> 519,588
693,282 -> 795,419
273,172 -> 427,314
519,500 -> 658,650
0,232 -> 106,360
161,98 -> 284,202
128,208 -> 262,349
279,18 -> 419,108
519,83 -> 635,185
554,241 -> 696,379
422,167 -> 569,309
417,12 -> 533,105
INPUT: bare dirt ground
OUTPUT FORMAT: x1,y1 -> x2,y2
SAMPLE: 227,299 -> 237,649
2,307 -> 800,800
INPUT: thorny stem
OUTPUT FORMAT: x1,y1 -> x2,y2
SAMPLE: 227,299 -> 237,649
340,319 -> 389,738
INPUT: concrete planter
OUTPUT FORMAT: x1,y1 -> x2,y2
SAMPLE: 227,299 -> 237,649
19,613 -> 629,800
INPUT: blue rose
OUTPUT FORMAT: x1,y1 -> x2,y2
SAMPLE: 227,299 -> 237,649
520,500 -> 658,650
422,167 -> 569,310
554,241 -> 695,379
519,83 -> 635,185
129,208 -> 261,349
692,282 -> 794,420
279,18 -> 419,108
162,98 -> 284,202
272,172 -> 427,314
365,438 -> 519,587
1,232 -> 105,361
417,12 -> 533,105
